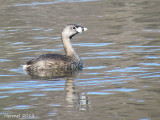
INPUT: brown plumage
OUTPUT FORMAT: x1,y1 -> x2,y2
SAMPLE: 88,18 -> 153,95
23,24 -> 87,73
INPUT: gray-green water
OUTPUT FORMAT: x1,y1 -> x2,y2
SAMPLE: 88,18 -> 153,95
0,0 -> 160,120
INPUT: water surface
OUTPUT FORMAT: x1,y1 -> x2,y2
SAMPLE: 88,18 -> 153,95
0,0 -> 160,120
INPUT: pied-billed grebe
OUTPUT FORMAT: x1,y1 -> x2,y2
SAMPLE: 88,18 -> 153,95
23,24 -> 87,72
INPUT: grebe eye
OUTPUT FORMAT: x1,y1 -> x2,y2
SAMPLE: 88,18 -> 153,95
73,27 -> 76,29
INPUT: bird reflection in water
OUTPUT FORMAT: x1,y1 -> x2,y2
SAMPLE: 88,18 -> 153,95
26,69 -> 91,110
65,77 -> 91,110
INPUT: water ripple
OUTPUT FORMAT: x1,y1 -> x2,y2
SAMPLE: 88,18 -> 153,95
4,105 -> 31,110
82,56 -> 122,60
102,88 -> 138,92
106,67 -> 147,73
14,0 -> 99,6
40,88 -> 64,91
0,59 -> 11,62
144,56 -> 160,59
29,94 -> 46,97
85,51 -> 121,55
32,36 -> 61,40
0,96 -> 9,98
140,74 -> 160,78
139,63 -> 160,66
32,37 -> 50,39
84,66 -> 107,69
73,43 -> 113,47
9,89 -> 33,94
128,45 -> 160,48
86,92 -> 113,95
142,29 -> 160,32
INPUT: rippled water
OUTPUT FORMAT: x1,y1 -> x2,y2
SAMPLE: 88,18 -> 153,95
0,0 -> 160,120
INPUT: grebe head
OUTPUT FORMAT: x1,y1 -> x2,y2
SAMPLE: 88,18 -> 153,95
62,24 -> 87,39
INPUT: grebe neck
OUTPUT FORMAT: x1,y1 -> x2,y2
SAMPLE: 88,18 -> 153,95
62,35 -> 79,59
